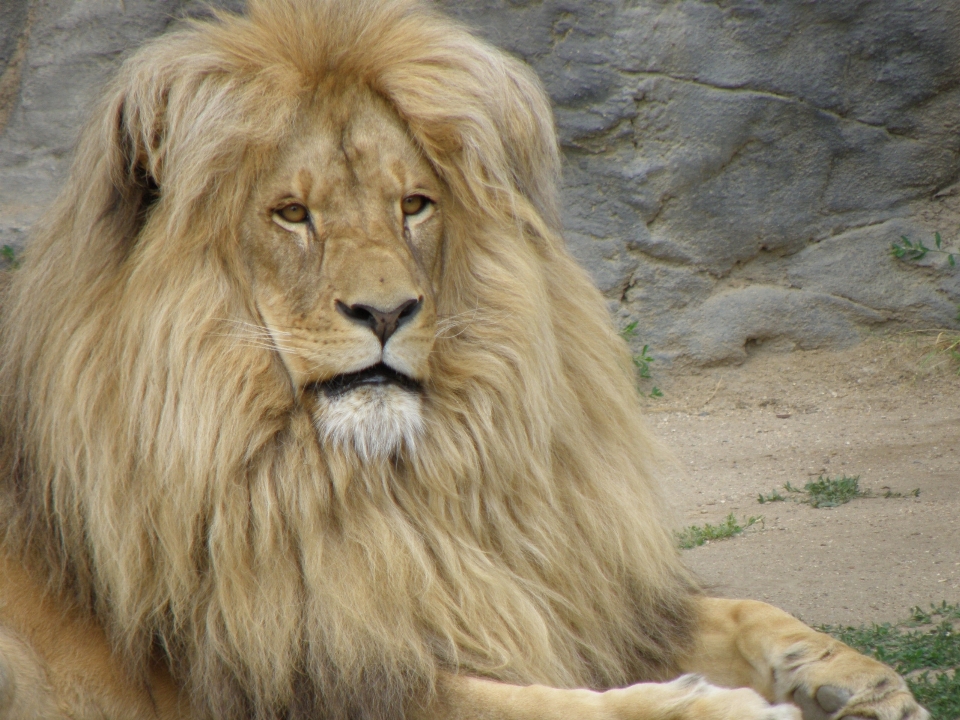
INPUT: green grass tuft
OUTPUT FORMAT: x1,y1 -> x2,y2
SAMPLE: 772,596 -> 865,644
757,488 -> 787,504
758,476 -> 919,508
821,602 -> 960,720
792,475 -> 866,508
676,513 -> 762,549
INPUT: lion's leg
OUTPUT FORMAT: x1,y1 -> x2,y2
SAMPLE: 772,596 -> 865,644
411,672 -> 800,720
681,597 -> 927,720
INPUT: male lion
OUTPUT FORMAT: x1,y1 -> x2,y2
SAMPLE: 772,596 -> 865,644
0,2 -> 927,719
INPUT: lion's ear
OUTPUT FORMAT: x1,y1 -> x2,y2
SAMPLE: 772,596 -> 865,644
101,80 -> 168,240
59,61 -> 172,256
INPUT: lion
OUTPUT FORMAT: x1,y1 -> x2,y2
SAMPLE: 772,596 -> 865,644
0,1 -> 927,719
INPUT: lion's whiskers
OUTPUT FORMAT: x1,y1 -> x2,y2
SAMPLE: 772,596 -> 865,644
213,321 -> 328,366
435,308 -> 514,338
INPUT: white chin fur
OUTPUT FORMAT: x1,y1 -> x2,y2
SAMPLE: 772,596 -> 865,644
313,384 -> 423,461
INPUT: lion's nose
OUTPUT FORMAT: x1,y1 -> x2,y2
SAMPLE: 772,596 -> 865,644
336,297 -> 423,345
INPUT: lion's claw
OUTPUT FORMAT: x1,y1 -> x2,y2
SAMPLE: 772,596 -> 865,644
794,685 -> 854,720
816,686 -> 853,713
791,682 -> 928,720
668,675 -> 802,720
780,642 -> 930,720
792,683 -> 929,720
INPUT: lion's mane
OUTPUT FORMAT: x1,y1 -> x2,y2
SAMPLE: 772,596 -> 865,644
0,2 -> 697,718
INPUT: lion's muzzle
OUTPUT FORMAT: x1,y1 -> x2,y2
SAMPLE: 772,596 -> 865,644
314,362 -> 422,398
307,363 -> 425,461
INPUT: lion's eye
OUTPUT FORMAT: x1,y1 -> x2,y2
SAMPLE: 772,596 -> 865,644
277,203 -> 309,223
401,195 -> 430,217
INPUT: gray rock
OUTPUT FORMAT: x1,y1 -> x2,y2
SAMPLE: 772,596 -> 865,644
0,3 -> 30,71
789,219 -> 960,328
2,0 -> 959,365
670,285 -> 883,366
443,0 -> 960,364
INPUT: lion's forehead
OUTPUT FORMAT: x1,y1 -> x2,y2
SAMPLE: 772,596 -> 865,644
265,92 -> 438,216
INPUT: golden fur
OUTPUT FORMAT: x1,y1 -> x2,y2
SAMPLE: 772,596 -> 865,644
0,2 -> 698,718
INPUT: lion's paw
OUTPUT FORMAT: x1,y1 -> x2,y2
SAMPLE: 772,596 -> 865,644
671,675 -> 802,720
779,643 -> 929,720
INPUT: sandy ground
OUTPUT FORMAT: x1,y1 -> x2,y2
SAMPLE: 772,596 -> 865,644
643,334 -> 960,627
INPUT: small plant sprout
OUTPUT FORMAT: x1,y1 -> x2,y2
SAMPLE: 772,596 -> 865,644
890,232 -> 960,267
891,232 -> 958,266
675,514 -> 762,549
757,489 -> 786,504
796,475 -> 866,507
633,344 -> 655,379
619,321 -> 664,397
882,487 -> 921,499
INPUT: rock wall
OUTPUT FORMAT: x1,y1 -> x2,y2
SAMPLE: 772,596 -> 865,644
2,0 -> 958,365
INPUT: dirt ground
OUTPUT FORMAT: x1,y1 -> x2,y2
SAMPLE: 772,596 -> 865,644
644,334 -> 960,627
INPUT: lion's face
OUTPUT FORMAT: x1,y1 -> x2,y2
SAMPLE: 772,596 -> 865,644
241,89 -> 443,459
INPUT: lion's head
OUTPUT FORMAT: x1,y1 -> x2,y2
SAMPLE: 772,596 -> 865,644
243,86 -> 444,460
0,1 -> 695,718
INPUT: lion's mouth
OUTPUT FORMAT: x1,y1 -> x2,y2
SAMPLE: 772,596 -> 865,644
311,363 -> 421,398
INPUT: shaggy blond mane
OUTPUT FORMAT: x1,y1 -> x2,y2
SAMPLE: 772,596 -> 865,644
0,2 -> 697,718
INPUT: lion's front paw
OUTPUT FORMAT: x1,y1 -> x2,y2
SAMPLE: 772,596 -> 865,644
668,675 -> 802,720
780,643 -> 928,720
608,675 -> 801,720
